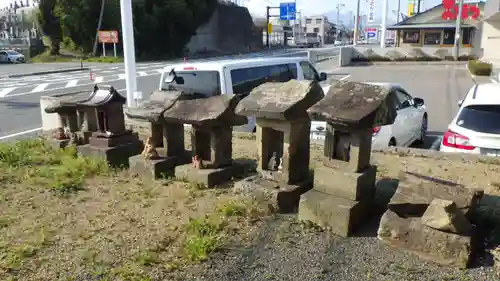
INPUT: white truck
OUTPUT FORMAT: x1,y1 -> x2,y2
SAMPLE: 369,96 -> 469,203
159,56 -> 328,132
294,33 -> 320,48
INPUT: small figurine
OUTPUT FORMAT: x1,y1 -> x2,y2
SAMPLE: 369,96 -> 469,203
141,136 -> 159,159
69,132 -> 80,145
192,155 -> 203,169
54,127 -> 68,140
267,152 -> 280,171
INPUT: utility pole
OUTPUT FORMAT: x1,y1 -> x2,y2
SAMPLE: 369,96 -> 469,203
353,0 -> 360,46
380,0 -> 388,48
396,0 -> 401,23
417,0 -> 421,14
266,6 -> 270,48
92,0 -> 106,57
453,0 -> 464,60
336,4 -> 345,41
120,0 -> 138,108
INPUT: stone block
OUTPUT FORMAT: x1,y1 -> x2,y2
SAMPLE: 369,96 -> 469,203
77,140 -> 143,168
298,189 -> 370,237
88,131 -> 140,147
233,174 -> 312,213
389,173 -> 484,218
377,210 -> 474,269
175,162 -> 244,188
48,139 -> 69,150
129,155 -> 178,179
314,164 -> 376,201
421,199 -> 472,235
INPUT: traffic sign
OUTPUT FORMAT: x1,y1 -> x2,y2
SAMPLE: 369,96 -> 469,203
280,2 -> 296,20
267,23 -> 273,34
98,30 -> 119,43
367,32 -> 376,38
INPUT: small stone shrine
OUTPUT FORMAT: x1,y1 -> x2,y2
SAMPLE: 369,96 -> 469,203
126,90 -> 192,179
233,80 -> 325,213
377,171 -> 483,268
298,81 -> 397,236
170,94 -> 248,187
65,85 -> 143,167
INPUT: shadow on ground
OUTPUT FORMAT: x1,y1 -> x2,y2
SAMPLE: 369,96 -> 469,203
0,100 -> 40,109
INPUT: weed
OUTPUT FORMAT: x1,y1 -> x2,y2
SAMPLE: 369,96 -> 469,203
217,202 -> 247,217
184,217 -> 224,261
135,251 -> 159,266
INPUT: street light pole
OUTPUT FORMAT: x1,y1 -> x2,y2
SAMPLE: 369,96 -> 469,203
453,0 -> 464,60
353,0 -> 360,46
120,0 -> 138,108
336,4 -> 345,41
380,0 -> 389,48
396,0 -> 401,23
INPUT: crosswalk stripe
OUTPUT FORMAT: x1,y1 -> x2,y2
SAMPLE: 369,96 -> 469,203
118,73 -> 126,79
156,69 -> 163,73
138,71 -> 147,76
65,80 -> 78,87
31,83 -> 49,92
94,76 -> 104,83
0,87 -> 16,97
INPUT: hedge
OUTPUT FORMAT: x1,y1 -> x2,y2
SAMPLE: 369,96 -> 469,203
468,60 -> 493,76
351,55 -> 475,62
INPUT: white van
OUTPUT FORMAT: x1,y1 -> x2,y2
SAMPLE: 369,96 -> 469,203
159,57 -> 328,132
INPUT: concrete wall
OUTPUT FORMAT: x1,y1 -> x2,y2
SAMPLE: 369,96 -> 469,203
186,3 -> 262,55
351,46 -> 475,60
338,47 -> 352,66
481,20 -> 500,63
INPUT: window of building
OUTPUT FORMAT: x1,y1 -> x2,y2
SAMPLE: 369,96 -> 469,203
462,28 -> 472,45
316,18 -> 322,24
305,18 -> 312,24
402,30 -> 420,43
231,63 -> 298,97
313,27 -> 319,33
423,32 -> 441,45
443,28 -> 455,44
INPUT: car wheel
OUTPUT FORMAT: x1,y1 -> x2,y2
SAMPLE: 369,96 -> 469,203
416,115 -> 428,144
389,138 -> 396,147
7,58 -> 11,63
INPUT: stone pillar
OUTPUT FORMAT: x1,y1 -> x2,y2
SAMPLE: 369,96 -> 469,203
105,103 -> 126,134
210,126 -> 233,168
67,112 -> 79,132
191,125 -> 211,161
256,124 -> 284,171
86,109 -> 98,132
349,129 -> 373,172
150,122 -> 163,147
163,122 -> 185,157
281,120 -> 310,184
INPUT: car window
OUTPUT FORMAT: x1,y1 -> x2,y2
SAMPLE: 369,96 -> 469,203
299,61 -> 320,81
0,51 -> 5,55
231,63 -> 298,97
162,70 -> 221,96
7,51 -> 18,55
395,90 -> 413,109
456,105 -> 500,134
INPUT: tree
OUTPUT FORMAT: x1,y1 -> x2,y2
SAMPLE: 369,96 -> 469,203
37,0 -> 62,55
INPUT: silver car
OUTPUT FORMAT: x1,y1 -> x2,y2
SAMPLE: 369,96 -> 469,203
0,50 -> 25,63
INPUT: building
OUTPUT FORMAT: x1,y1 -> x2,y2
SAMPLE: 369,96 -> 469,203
387,1 -> 484,53
482,0 -> 500,64
301,15 -> 336,44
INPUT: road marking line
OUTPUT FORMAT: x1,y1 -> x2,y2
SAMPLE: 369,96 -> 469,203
110,66 -> 120,69
339,75 -> 351,81
0,87 -> 16,97
156,69 -> 163,73
0,127 -> 43,140
31,83 -> 49,92
138,71 -> 147,76
118,73 -> 126,79
65,80 -> 78,87
94,76 -> 104,83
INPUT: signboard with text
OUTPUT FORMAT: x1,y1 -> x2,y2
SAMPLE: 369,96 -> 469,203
441,0 -> 480,20
366,27 -> 377,38
279,2 -> 296,20
98,30 -> 119,44
368,0 -> 376,23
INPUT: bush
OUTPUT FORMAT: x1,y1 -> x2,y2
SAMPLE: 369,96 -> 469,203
468,60 -> 493,76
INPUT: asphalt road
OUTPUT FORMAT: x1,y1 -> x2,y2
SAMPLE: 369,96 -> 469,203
0,47 -> 341,140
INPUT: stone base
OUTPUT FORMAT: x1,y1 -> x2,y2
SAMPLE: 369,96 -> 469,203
129,155 -> 180,179
233,174 -> 313,213
77,140 -> 143,168
88,131 -> 140,147
48,139 -> 69,150
377,210 -> 474,269
314,165 -> 376,201
298,189 -> 371,237
175,162 -> 246,188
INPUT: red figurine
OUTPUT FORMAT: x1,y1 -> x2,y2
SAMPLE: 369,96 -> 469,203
192,155 -> 203,169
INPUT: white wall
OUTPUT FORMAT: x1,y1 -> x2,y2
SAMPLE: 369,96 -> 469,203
481,20 -> 500,62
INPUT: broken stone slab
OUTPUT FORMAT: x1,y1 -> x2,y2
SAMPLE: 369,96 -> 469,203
163,94 -> 248,127
298,189 -> 371,237
124,90 -> 184,123
235,80 -> 325,120
307,81 -> 397,130
377,209 -> 474,269
389,172 -> 484,218
421,199 -> 473,235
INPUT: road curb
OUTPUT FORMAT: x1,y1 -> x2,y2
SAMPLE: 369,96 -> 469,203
1,67 -> 90,79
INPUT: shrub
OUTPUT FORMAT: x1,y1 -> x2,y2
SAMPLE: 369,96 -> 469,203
468,60 -> 493,76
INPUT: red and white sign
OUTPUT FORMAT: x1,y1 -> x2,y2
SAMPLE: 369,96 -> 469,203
441,0 -> 480,20
98,30 -> 119,44
365,28 -> 377,32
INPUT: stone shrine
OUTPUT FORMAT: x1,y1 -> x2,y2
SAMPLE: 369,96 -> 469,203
170,94 -> 248,187
378,171 -> 484,268
299,81 -> 397,236
233,80 -> 324,213
126,90 -> 192,179
63,85 -> 143,167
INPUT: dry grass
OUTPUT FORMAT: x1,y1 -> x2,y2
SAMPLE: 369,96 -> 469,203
2,127 -> 500,280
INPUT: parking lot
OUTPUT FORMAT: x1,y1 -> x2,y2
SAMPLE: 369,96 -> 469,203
327,63 -> 475,148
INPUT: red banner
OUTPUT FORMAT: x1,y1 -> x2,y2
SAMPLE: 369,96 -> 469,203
441,0 -> 480,20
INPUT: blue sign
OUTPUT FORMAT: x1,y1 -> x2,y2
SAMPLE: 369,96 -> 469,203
367,32 -> 376,38
280,2 -> 296,20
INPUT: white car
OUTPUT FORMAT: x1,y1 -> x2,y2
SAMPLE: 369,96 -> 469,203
440,83 -> 500,156
310,83 -> 428,149
0,50 -> 25,63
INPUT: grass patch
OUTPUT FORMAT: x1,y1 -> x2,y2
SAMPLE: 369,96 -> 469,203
83,56 -> 124,63
30,51 -> 76,63
468,59 -> 493,76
